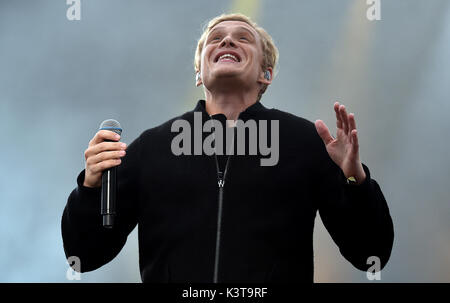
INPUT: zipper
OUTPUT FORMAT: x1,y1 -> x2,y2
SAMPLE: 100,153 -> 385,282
207,106 -> 255,282
213,155 -> 230,283
211,118 -> 234,283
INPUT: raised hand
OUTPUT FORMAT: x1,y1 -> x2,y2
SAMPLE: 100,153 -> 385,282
314,102 -> 366,184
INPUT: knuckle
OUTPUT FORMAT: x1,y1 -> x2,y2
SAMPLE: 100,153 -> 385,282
102,130 -> 112,139
107,151 -> 115,160
99,162 -> 107,171
108,159 -> 117,167
115,142 -> 123,150
97,131 -> 108,141
91,167 -> 99,175
97,142 -> 106,152
87,165 -> 96,174
105,143 -> 114,152
99,152 -> 108,162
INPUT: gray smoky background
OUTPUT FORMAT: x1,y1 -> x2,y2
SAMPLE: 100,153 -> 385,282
0,0 -> 449,282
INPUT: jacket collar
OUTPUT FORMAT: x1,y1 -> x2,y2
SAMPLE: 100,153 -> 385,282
193,99 -> 267,120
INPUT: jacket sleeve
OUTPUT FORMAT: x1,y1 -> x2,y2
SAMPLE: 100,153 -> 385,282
314,146 -> 394,272
61,134 -> 141,272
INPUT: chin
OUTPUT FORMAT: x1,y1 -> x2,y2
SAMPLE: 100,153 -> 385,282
216,72 -> 241,79
212,66 -> 242,77
205,73 -> 247,90
212,67 -> 244,78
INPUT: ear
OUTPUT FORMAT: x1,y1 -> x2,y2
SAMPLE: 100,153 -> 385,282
257,67 -> 273,86
195,72 -> 203,87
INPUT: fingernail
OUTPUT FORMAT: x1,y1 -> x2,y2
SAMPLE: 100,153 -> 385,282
121,143 -> 126,148
115,134 -> 120,139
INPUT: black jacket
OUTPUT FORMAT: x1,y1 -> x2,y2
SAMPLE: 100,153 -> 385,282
61,100 -> 394,283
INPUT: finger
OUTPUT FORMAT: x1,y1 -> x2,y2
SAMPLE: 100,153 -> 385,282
89,130 -> 121,146
351,129 -> 359,155
85,141 -> 127,159
87,150 -> 126,166
348,113 -> 357,134
93,141 -> 127,153
339,105 -> 349,134
315,120 -> 334,145
334,102 -> 342,129
89,159 -> 122,174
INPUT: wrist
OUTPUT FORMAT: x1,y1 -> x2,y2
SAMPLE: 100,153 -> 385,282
83,172 -> 101,188
345,163 -> 367,185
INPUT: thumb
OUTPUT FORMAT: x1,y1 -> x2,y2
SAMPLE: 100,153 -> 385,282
315,120 -> 334,146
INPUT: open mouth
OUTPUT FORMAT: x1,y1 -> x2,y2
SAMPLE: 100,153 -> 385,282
214,51 -> 241,63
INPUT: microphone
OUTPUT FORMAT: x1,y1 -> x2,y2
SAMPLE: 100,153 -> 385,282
99,119 -> 122,228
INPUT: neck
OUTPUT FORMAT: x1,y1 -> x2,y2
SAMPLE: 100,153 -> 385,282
204,88 -> 259,121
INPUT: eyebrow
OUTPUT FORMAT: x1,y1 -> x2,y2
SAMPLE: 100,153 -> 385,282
209,26 -> 256,38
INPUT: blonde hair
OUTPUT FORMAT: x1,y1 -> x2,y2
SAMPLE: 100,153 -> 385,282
194,13 -> 279,100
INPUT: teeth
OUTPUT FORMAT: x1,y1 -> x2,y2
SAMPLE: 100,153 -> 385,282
218,54 -> 238,62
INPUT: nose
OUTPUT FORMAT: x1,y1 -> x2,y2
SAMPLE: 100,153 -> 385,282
220,35 -> 236,48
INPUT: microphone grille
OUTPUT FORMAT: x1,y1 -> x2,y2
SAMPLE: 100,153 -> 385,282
99,119 -> 122,135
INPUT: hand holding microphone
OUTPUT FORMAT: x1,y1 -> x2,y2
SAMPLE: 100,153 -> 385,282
83,120 -> 126,227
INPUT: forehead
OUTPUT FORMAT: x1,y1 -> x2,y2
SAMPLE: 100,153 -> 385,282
209,20 -> 259,37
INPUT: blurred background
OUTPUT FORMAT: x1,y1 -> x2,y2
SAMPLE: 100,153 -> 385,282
1,0 -> 449,282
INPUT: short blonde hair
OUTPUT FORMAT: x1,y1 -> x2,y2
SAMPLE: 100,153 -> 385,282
194,13 -> 279,99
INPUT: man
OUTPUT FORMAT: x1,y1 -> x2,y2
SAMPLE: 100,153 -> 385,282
62,13 -> 394,283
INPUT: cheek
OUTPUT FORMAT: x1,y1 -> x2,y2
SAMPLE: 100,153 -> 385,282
200,51 -> 213,73
246,48 -> 260,66
248,53 -> 262,72
203,46 -> 214,61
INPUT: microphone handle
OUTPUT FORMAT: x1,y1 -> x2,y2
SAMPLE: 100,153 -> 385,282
101,140 -> 117,228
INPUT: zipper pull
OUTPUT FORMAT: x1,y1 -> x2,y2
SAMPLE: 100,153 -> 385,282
217,171 -> 225,188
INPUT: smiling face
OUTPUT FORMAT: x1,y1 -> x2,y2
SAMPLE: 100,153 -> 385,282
199,20 -> 268,92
